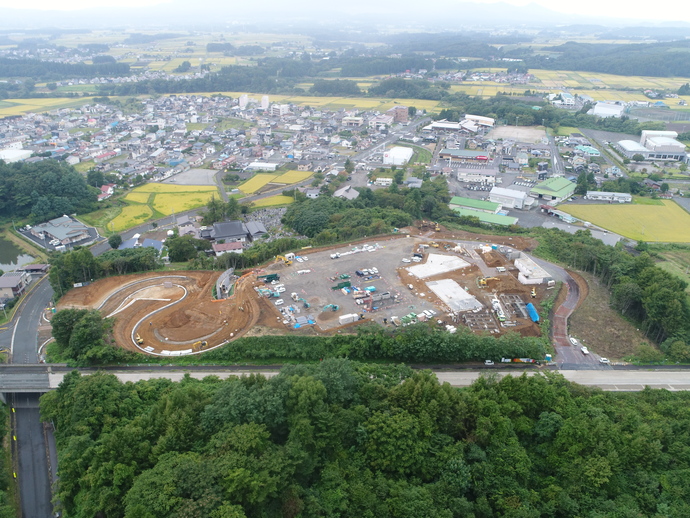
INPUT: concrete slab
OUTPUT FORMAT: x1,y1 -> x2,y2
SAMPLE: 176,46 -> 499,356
406,253 -> 470,279
426,278 -> 482,312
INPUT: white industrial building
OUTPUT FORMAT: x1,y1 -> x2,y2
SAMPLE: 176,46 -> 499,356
617,131 -> 687,161
383,146 -> 414,166
0,149 -> 31,163
489,186 -> 530,209
456,168 -> 497,185
591,102 -> 625,118
585,191 -> 632,203
514,254 -> 552,285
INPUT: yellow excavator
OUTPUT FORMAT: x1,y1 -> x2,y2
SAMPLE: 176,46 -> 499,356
434,222 -> 440,232
531,287 -> 537,298
135,334 -> 144,345
479,277 -> 499,287
276,255 -> 293,266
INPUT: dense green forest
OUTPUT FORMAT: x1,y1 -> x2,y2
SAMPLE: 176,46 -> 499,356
41,364 -> 690,517
0,160 -> 98,223
533,228 -> 689,350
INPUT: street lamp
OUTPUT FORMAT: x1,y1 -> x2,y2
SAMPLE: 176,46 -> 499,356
515,116 -> 520,127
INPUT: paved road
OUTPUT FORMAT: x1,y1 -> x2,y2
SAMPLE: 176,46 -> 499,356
8,277 -> 56,518
12,392 -> 53,518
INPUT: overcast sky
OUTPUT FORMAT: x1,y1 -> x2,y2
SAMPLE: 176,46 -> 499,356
1,0 -> 688,24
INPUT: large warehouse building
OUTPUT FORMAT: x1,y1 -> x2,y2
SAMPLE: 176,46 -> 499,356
383,146 -> 414,166
617,130 -> 687,161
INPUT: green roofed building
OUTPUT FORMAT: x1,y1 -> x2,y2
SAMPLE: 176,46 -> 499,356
530,177 -> 576,204
452,207 -> 518,226
449,196 -> 500,214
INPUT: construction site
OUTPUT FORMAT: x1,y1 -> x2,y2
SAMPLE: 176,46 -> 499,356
56,226 -> 557,356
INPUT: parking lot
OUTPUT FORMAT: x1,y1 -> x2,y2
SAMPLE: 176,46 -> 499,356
262,237 -> 443,330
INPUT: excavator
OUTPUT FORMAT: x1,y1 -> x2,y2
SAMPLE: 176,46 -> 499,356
434,222 -> 440,232
322,304 -> 340,312
531,287 -> 537,298
135,333 -> 144,345
479,277 -> 500,287
276,255 -> 293,266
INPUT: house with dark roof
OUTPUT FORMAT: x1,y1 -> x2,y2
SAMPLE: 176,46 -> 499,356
201,220 -> 249,242
245,221 -> 267,241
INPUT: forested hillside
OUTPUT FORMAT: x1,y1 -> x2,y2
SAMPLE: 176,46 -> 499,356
0,160 -> 98,222
42,363 -> 690,517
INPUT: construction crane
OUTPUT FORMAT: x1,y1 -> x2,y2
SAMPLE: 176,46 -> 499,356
322,304 -> 340,312
276,255 -> 293,266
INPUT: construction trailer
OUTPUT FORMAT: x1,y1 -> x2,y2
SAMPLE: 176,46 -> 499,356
258,273 -> 280,283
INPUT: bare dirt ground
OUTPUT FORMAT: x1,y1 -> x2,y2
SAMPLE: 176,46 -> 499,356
486,126 -> 547,143
58,271 -> 267,354
568,271 -> 649,359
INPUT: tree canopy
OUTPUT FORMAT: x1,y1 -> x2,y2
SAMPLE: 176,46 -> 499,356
41,363 -> 690,518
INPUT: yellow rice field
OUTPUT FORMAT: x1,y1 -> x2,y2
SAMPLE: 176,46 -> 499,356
152,192 -> 218,216
110,205 -> 154,232
561,201 -> 690,242
273,170 -> 313,184
131,183 -> 217,194
238,174 -> 281,194
124,192 -> 152,204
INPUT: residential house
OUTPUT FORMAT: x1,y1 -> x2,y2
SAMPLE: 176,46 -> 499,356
0,271 -> 30,300
245,221 -> 267,241
202,220 -> 249,242
333,185 -> 360,201
212,242 -> 244,256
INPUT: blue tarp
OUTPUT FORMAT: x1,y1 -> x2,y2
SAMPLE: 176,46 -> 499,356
526,303 -> 540,323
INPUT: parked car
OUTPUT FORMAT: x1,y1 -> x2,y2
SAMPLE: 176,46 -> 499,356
484,360 -> 495,366
599,357 -> 610,364
581,346 -> 589,355
402,258 -> 411,263
569,337 -> 578,346
274,299 -> 284,306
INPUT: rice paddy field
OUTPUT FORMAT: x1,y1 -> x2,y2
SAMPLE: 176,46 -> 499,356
238,174 -> 281,194
273,170 -> 312,184
251,195 -> 295,208
86,183 -> 218,233
561,200 -> 690,242
0,97 -> 97,117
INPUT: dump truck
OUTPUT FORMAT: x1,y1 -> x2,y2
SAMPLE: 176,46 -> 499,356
331,281 -> 351,290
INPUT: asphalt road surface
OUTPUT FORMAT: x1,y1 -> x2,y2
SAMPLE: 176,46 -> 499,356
8,277 -> 56,517
12,393 -> 53,518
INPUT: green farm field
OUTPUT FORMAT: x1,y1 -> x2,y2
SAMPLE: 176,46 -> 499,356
561,201 -> 690,242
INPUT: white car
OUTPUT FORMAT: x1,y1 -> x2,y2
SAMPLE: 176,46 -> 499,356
302,256 -> 308,261
275,287 -> 286,293
569,337 -> 578,346
402,258 -> 411,263
296,257 -> 304,263
599,357 -> 610,364
484,360 -> 495,366
274,299 -> 284,306
371,267 -> 378,274
581,346 -> 589,355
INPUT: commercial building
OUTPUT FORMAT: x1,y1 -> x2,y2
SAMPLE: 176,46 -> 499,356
449,196 -> 500,214
383,146 -> 414,166
585,191 -> 632,203
439,148 -> 490,163
530,177 -> 576,204
456,168 -> 497,185
30,216 -> 90,246
489,187 -> 530,209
